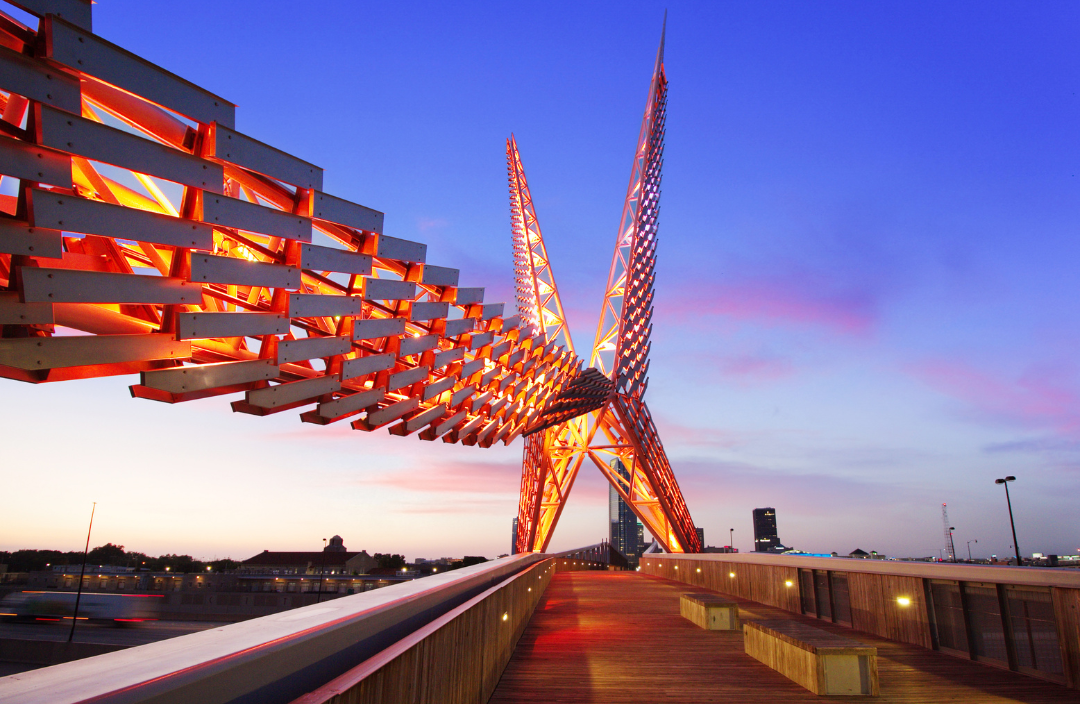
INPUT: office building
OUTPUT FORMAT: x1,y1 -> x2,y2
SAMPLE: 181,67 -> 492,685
609,460 -> 642,567
511,517 -> 519,555
753,508 -> 781,552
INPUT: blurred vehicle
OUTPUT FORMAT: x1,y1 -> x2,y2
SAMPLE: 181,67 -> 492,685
0,591 -> 161,625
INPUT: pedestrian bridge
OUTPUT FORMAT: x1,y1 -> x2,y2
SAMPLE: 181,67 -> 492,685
2,553 -> 1078,703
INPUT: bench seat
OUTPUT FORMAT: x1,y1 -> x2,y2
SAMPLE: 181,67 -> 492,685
680,593 -> 740,630
743,619 -> 878,696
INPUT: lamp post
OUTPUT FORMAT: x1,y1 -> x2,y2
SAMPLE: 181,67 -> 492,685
68,502 -> 96,643
995,476 -> 1021,566
967,539 -> 977,562
317,538 -> 327,603
729,528 -> 734,552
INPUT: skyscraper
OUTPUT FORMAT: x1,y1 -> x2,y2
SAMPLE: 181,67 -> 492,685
609,460 -> 642,567
511,517 -> 519,555
695,527 -> 704,552
753,507 -> 781,552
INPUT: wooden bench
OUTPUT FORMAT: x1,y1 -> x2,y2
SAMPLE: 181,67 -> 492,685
680,593 -> 740,630
743,620 -> 878,696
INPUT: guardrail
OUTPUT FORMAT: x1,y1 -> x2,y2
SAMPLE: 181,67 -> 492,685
640,552 -> 1080,690
0,554 -> 545,704
291,558 -> 554,704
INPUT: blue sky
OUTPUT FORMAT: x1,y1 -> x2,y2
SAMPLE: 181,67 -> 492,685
3,1 -> 1079,561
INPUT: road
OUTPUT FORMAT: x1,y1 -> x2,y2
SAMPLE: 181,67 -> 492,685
0,619 -> 229,646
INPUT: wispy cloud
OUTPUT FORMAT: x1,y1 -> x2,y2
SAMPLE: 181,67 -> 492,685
362,459 -> 520,494
909,359 -> 1080,434
667,269 -> 880,336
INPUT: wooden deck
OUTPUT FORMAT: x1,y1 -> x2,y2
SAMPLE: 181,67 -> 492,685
489,571 -> 1079,703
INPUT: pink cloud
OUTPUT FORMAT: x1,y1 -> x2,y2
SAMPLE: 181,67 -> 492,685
909,359 -> 1080,434
363,459 -> 520,494
667,273 -> 878,336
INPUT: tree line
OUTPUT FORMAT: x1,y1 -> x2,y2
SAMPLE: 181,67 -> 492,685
0,544 -> 239,574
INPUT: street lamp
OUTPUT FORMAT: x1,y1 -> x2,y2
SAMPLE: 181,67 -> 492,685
966,539 -> 977,562
995,476 -> 1021,567
317,538 -> 327,603
729,528 -> 734,552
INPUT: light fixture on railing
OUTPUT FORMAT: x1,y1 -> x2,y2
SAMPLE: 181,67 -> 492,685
785,580 -> 794,588
897,597 -> 911,607
729,572 -> 735,578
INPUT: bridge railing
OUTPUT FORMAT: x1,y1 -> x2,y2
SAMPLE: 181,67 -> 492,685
640,552 -> 1080,690
0,554 -> 546,704
291,558 -> 554,704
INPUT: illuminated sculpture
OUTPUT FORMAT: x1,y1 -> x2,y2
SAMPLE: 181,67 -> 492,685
511,21 -> 701,554
0,5 -> 582,447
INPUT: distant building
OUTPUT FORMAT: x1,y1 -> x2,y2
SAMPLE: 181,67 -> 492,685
609,460 -> 642,567
695,527 -> 705,552
511,517 -> 519,555
240,536 -> 376,576
753,508 -> 781,552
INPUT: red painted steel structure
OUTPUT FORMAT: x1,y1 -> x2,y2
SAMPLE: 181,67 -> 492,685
512,18 -> 700,555
0,2 -> 584,447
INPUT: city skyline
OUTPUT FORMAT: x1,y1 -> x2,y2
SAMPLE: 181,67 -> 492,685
3,1 -> 1080,560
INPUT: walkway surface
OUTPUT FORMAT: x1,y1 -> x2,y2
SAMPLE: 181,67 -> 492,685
489,571 -> 1078,703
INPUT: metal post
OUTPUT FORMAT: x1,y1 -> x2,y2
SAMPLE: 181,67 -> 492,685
317,538 -> 326,603
729,528 -> 734,552
67,502 -> 96,643
967,539 -> 977,561
1004,482 -> 1021,566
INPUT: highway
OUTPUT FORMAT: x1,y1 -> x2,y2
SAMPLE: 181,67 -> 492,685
0,619 -> 229,646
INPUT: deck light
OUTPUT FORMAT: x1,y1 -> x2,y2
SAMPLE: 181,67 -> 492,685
785,580 -> 794,588
696,568 -> 701,573
674,565 -> 678,570
502,612 -> 508,621
897,597 -> 911,607
729,572 -> 735,578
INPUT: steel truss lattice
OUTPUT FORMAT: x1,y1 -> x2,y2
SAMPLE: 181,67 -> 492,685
513,18 -> 700,555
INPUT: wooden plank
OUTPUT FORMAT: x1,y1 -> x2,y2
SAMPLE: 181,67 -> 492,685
176,312 -> 288,340
680,593 -> 740,630
206,123 -> 322,190
467,331 -> 495,350
398,333 -> 438,357
421,376 -> 455,401
390,402 -> 445,435
421,264 -> 459,287
314,387 -> 383,420
0,291 -> 52,324
36,104 -> 222,191
245,375 -> 339,409
361,397 -> 419,429
312,191 -> 383,234
294,242 -> 371,276
0,333 -> 188,370
386,365 -> 428,391
352,317 -> 406,341
0,133 -> 72,187
276,335 -> 350,365
7,0 -> 93,30
1052,588 -> 1080,688
373,233 -> 425,263
287,293 -> 361,319
189,253 -> 300,289
453,287 -> 484,305
20,268 -> 198,304
140,359 -> 277,393
340,352 -> 395,381
439,317 -> 475,338
0,219 -> 63,258
361,277 -> 416,301
410,301 -> 448,321
0,43 -> 81,114
433,346 -> 465,369
43,16 -> 235,127
202,194 -> 312,242
29,188 -> 213,249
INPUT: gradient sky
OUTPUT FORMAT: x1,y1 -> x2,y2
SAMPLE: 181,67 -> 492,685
3,1 -> 1080,562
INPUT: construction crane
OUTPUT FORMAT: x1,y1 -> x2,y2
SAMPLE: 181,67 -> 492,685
942,503 -> 957,563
